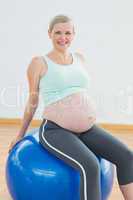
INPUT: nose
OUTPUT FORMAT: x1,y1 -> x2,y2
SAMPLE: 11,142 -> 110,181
59,34 -> 67,41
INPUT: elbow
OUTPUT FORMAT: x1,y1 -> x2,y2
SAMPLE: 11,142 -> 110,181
28,96 -> 39,109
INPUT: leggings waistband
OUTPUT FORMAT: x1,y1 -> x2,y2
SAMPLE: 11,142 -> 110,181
41,118 -> 65,130
41,118 -> 81,136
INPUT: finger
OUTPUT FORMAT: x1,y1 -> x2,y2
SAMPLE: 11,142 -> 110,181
8,149 -> 11,154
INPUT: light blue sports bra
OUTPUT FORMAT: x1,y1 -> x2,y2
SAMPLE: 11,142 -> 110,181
39,52 -> 91,109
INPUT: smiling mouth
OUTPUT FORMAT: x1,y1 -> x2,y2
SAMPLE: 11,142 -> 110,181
57,42 -> 68,46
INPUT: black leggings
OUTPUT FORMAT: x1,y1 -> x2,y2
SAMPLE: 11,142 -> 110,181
39,119 -> 133,200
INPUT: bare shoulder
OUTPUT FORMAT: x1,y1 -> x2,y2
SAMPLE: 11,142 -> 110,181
26,56 -> 48,94
27,56 -> 48,78
75,51 -> 90,73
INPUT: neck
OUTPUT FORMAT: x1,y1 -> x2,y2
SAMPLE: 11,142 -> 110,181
51,49 -> 70,60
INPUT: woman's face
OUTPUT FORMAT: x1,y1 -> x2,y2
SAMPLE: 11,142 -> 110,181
48,21 -> 75,51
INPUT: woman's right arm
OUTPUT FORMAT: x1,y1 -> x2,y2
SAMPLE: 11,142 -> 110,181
8,56 -> 45,152
18,56 -> 42,137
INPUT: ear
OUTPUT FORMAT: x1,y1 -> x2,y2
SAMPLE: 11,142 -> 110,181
72,29 -> 76,40
48,30 -> 52,39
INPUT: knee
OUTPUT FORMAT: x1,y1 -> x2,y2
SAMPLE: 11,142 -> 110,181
126,149 -> 133,164
82,157 -> 101,176
91,161 -> 101,177
121,149 -> 133,167
117,150 -> 133,185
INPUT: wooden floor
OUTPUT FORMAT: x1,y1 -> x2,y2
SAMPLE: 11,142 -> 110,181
0,124 -> 133,200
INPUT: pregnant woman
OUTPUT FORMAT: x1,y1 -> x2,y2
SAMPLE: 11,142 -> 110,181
9,14 -> 133,200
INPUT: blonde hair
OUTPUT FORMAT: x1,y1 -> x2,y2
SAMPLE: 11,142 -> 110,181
48,14 -> 74,33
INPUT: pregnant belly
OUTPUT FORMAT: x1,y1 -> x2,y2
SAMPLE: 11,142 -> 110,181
43,91 -> 97,133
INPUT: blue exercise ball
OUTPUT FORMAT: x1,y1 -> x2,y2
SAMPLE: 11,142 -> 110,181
6,128 -> 114,200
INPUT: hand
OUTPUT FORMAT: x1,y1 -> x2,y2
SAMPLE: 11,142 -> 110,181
8,135 -> 23,154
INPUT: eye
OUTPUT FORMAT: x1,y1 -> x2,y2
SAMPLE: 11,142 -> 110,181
65,32 -> 71,35
55,31 -> 61,34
